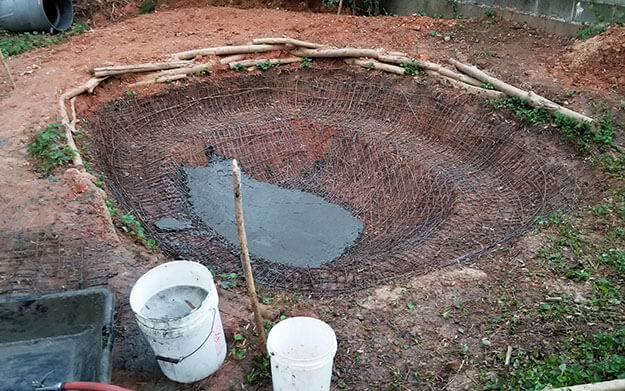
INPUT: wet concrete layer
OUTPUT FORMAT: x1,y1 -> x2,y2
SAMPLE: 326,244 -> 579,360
183,159 -> 364,267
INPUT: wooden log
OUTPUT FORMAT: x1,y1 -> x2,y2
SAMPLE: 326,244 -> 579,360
347,58 -> 405,75
426,70 -> 504,99
172,44 -> 284,60
232,159 -> 267,354
58,77 -> 107,168
449,58 -> 594,124
220,54 -> 247,64
292,47 -> 383,59
543,379 -> 625,391
130,73 -> 188,87
92,60 -> 193,77
229,56 -> 302,69
252,37 -> 324,49
378,54 -> 482,86
0,50 -> 16,89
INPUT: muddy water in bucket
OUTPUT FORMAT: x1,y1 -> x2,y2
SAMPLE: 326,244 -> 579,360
130,261 -> 226,383
140,286 -> 208,319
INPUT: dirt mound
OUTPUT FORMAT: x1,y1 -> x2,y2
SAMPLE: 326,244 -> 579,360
566,27 -> 625,90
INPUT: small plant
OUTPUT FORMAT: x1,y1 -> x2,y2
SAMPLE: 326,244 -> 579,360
233,63 -> 247,71
26,122 -> 75,177
246,354 -> 271,385
220,272 -> 239,289
300,57 -> 313,69
257,60 -> 274,71
484,8 -> 496,18
125,90 -> 138,96
106,198 -> 157,250
480,82 -> 495,90
139,0 -> 156,14
195,67 -> 212,76
230,333 -> 247,360
429,30 -> 442,38
1,23 -> 88,57
401,58 -> 420,76
565,89 -> 576,98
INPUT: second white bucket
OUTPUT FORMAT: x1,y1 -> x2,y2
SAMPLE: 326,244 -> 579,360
267,317 -> 337,391
129,260 -> 226,383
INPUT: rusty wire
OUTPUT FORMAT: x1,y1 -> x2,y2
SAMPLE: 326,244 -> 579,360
89,70 -> 579,295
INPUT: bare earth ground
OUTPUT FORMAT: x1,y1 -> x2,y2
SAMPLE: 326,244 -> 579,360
1,3 -> 624,390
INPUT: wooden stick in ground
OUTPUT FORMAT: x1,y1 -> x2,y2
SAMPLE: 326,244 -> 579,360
92,60 -> 193,78
172,44 -> 284,60
337,0 -> 344,15
252,37 -> 324,49
543,379 -> 625,391
229,56 -> 302,69
0,50 -> 16,89
232,159 -> 267,354
449,58 -> 594,124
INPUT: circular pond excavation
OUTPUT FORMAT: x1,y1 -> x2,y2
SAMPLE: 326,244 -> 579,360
90,70 -> 578,294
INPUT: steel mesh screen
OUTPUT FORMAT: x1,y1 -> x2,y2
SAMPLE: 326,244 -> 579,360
89,70 -> 578,294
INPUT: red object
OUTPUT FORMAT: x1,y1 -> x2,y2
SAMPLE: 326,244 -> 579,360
62,382 -> 135,391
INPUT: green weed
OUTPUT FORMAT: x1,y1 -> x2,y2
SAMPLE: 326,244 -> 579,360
139,0 -> 156,14
401,58 -> 420,76
26,122 -> 75,177
300,57 -> 313,69
484,9 -> 496,18
105,198 -> 157,250
246,354 -> 271,385
0,23 -> 88,57
483,328 -> 625,390
598,249 -> 625,271
230,333 -> 247,360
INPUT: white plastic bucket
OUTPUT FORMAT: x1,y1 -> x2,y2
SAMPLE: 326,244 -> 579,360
129,261 -> 226,383
266,317 -> 337,391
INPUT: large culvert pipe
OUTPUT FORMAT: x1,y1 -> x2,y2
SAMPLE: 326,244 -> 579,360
0,0 -> 73,32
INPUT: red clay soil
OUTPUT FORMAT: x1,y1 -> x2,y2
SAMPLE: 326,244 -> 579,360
565,26 -> 625,91
0,5 -> 624,391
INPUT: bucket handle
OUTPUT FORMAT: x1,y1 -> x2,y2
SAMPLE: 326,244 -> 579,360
155,307 -> 217,364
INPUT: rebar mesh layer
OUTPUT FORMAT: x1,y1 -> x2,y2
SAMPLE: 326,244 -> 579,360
90,70 -> 578,294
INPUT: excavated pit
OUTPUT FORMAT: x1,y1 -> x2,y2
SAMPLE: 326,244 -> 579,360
89,70 -> 579,294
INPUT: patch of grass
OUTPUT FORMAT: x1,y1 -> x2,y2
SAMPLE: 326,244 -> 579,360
0,23 -> 89,57
483,328 -> 625,390
246,353 -> 271,385
26,122 -> 75,177
256,60 -> 280,71
139,0 -> 156,14
598,249 -> 625,271
576,23 -> 606,40
194,67 -> 212,76
489,96 -> 620,153
401,58 -> 420,76
300,57 -> 313,69
219,272 -> 239,289
230,333 -> 247,360
105,198 -> 157,250
484,8 -> 496,18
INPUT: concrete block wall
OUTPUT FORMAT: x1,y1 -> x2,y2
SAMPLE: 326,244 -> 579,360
381,0 -> 625,36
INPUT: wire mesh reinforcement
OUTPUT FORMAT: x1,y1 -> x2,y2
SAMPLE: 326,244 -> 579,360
89,70 -> 579,295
